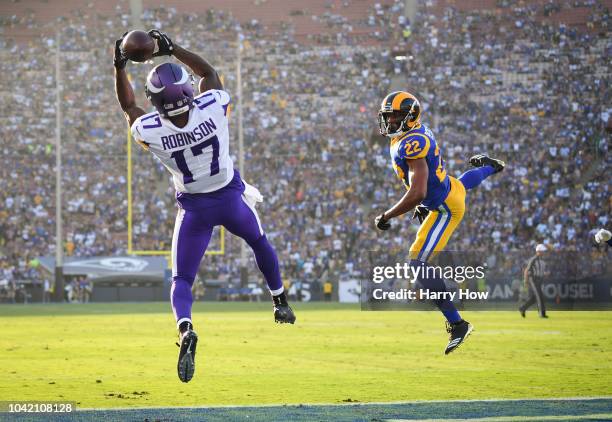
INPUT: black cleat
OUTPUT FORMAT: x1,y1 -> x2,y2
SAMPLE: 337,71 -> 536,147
176,330 -> 198,383
272,292 -> 296,324
445,320 -> 473,355
274,303 -> 296,324
469,154 -> 505,174
520,309 -> 526,318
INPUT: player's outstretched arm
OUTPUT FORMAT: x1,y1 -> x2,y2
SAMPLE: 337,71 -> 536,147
148,29 -> 223,92
173,44 -> 223,92
375,159 -> 428,230
113,34 -> 145,127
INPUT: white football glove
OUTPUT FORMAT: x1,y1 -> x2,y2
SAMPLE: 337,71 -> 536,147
243,181 -> 263,208
594,228 -> 612,244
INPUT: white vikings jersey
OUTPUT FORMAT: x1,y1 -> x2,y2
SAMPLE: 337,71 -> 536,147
131,89 -> 234,194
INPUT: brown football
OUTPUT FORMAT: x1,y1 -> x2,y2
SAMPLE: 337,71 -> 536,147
120,30 -> 155,62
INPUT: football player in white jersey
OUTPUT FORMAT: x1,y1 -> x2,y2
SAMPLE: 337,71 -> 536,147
114,30 -> 295,383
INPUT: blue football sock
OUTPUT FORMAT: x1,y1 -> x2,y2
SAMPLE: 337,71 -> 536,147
442,309 -> 462,324
410,260 -> 462,323
458,166 -> 495,190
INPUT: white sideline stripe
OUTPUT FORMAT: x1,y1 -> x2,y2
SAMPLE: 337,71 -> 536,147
386,414 -> 612,422
77,396 -> 612,411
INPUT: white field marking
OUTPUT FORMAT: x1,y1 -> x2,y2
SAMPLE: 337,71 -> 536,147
386,414 -> 612,422
78,396 -> 612,412
428,330 -> 562,336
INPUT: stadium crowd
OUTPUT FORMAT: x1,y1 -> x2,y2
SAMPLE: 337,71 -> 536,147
0,0 -> 609,295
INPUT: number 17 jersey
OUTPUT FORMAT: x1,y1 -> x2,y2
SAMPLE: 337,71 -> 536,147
131,89 -> 234,194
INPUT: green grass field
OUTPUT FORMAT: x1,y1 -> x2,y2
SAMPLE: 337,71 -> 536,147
0,303 -> 610,410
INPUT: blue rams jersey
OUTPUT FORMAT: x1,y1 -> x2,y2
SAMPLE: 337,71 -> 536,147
389,123 -> 450,209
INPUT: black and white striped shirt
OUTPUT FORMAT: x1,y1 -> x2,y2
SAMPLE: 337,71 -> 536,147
525,255 -> 547,282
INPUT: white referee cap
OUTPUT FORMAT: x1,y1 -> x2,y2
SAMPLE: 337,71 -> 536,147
535,244 -> 547,252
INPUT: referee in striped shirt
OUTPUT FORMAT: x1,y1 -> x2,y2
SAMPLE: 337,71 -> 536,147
519,244 -> 549,318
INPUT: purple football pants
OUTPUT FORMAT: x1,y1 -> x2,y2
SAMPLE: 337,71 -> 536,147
170,172 -> 283,327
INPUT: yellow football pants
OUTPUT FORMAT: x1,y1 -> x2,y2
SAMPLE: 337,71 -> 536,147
409,177 -> 466,262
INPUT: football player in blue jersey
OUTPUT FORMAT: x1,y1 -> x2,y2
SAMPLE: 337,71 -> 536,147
374,91 -> 505,354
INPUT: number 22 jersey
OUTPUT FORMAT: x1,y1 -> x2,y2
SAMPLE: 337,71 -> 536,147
389,123 -> 451,210
131,89 -> 234,194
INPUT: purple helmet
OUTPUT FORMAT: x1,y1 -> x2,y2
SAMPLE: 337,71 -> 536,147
145,63 -> 194,117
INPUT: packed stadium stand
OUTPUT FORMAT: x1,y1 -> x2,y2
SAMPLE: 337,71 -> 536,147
0,0 -> 610,296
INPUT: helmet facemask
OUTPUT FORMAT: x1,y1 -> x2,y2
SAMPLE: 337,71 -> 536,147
379,110 -> 411,138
